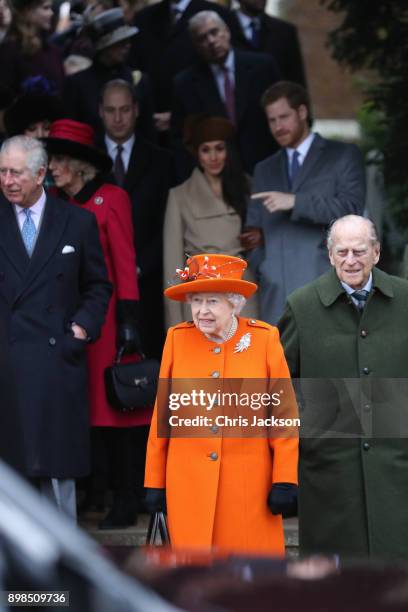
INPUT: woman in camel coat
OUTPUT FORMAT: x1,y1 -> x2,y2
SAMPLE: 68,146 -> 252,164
163,115 -> 258,328
145,253 -> 298,555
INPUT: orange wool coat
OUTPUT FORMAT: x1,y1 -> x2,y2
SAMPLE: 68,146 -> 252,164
145,317 -> 299,555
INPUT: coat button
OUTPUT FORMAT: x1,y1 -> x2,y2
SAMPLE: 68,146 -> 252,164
360,329 -> 368,338
209,452 -> 218,461
211,425 -> 219,434
213,347 -> 221,354
49,337 -> 56,346
363,441 -> 370,451
364,404 -> 371,412
363,367 -> 370,375
211,371 -> 220,378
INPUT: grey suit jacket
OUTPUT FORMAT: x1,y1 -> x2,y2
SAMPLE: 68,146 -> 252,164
246,134 -> 366,324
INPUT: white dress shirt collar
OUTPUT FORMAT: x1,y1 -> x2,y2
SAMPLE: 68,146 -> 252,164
286,131 -> 315,166
105,133 -> 135,173
235,10 -> 261,40
170,0 -> 191,16
341,273 -> 373,297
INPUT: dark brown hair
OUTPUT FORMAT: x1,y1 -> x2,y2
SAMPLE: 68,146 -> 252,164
261,81 -> 313,127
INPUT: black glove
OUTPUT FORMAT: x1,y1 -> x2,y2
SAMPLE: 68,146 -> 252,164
116,299 -> 142,355
267,483 -> 298,518
144,488 -> 167,514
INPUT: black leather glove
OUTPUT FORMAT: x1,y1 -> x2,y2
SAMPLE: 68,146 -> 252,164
144,488 -> 167,514
116,299 -> 142,355
268,482 -> 298,518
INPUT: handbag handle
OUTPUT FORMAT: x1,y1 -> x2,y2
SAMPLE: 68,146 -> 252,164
146,512 -> 170,546
115,345 -> 146,364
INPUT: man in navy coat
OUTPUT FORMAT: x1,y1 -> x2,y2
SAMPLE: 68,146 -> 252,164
0,136 -> 111,519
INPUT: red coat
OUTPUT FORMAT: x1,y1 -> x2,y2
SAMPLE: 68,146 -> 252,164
55,180 -> 152,427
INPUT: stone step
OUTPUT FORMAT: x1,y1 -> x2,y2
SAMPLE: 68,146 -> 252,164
80,512 -> 299,551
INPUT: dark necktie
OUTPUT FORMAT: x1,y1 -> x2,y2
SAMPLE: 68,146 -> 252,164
249,19 -> 260,48
288,150 -> 300,188
171,5 -> 182,23
352,289 -> 369,310
114,144 -> 125,187
222,65 -> 236,124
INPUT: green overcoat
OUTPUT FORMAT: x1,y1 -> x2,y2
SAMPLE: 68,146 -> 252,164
278,267 -> 408,559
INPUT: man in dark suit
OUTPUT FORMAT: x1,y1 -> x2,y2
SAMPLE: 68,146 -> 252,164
245,81 -> 366,324
129,0 -> 244,135
171,10 -> 280,181
231,0 -> 307,86
99,79 -> 173,359
0,136 -> 111,519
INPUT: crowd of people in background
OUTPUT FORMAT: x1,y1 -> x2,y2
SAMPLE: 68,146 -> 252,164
2,0 -> 407,564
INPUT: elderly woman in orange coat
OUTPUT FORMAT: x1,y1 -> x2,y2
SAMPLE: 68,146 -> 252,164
145,253 -> 298,555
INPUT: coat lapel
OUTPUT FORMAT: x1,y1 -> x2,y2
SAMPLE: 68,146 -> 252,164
292,134 -> 326,191
0,198 -> 30,277
234,51 -> 251,122
124,136 -> 149,193
194,65 -> 225,113
271,150 -> 290,191
14,197 -> 69,304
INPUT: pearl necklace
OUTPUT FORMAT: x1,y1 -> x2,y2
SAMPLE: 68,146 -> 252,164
223,314 -> 238,342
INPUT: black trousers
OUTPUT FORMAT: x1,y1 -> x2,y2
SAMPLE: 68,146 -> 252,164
86,425 -> 149,506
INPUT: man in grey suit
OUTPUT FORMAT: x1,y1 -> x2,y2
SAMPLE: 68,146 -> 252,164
244,81 -> 366,324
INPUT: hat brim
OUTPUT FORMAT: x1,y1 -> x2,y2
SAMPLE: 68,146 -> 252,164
44,138 -> 112,175
95,26 -> 138,51
164,278 -> 257,302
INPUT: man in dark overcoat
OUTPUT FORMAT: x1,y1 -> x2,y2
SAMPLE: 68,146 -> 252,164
170,10 -> 280,180
99,78 -> 174,359
0,136 -> 111,519
278,214 -> 408,559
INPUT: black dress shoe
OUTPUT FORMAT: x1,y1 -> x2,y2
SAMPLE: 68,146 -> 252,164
98,501 -> 138,530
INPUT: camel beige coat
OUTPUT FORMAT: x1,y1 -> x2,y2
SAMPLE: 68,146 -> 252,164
163,168 -> 258,327
145,317 -> 298,554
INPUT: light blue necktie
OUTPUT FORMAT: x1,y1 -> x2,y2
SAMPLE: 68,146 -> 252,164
22,208 -> 36,255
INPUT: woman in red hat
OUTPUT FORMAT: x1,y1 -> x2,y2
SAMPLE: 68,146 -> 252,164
145,253 -> 299,555
163,115 -> 259,329
45,118 -> 150,529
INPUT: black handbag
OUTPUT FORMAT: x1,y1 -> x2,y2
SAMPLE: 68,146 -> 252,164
146,511 -> 170,546
104,347 -> 160,412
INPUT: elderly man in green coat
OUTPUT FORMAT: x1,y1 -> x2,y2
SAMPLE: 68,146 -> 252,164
278,214 -> 408,559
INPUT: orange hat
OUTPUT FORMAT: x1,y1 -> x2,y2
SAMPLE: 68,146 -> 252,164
164,254 -> 257,302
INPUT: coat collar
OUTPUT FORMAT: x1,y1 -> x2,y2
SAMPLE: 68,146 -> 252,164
185,168 -> 230,218
317,266 -> 394,307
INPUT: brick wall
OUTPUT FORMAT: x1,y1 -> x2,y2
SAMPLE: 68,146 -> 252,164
269,0 -> 364,119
